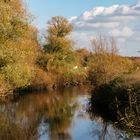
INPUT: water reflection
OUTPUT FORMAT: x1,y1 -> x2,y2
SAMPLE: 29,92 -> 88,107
0,87 -> 84,140
0,87 -> 139,140
89,86 -> 140,139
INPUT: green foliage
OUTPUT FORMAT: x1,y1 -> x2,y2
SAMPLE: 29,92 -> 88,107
42,16 -> 75,69
44,36 -> 72,53
2,63 -> 34,88
36,16 -> 88,87
37,48 -> 87,86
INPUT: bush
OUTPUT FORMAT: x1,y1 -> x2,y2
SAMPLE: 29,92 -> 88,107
2,63 -> 34,88
31,68 -> 56,89
89,77 -> 140,137
88,36 -> 133,85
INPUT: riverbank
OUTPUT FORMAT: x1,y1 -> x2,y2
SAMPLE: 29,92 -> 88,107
89,72 -> 140,137
0,57 -> 139,102
0,81 -> 91,102
0,1 -> 136,102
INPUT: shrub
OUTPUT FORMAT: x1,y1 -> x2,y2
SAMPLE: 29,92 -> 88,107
89,77 -> 140,136
2,63 -> 34,88
88,36 -> 133,85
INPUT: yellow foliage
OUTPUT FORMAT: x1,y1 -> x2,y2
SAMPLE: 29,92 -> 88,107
88,36 -> 133,85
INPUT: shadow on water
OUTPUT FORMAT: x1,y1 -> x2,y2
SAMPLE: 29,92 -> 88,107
0,86 -> 139,140
88,79 -> 140,139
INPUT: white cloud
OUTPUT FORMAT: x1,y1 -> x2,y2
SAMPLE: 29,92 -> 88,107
110,26 -> 134,38
69,1 -> 140,56
69,16 -> 78,22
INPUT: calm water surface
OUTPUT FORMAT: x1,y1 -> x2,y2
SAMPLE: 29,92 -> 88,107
0,87 -> 139,140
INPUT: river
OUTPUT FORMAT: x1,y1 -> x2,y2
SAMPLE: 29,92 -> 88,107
0,87 -> 139,140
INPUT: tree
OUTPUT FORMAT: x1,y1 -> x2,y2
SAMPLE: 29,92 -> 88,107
44,16 -> 73,53
47,16 -> 73,37
0,0 -> 28,43
40,16 -> 75,71
0,0 -> 39,94
37,16 -> 88,87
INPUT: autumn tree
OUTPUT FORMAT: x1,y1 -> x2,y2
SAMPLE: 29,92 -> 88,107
36,16 -> 88,87
0,0 -> 28,43
0,0 -> 38,94
44,16 -> 73,53
38,16 -> 75,71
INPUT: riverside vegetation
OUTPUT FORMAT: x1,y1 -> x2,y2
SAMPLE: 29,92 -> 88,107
0,0 -> 140,137
0,0 -> 135,96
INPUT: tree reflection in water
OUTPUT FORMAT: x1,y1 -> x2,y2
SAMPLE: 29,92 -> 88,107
0,88 -> 78,140
0,86 -> 133,140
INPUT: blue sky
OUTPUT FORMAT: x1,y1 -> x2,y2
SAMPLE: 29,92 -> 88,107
25,0 -> 140,56
25,0 -> 137,29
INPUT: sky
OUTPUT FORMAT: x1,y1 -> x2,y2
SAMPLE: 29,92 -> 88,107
25,0 -> 140,56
